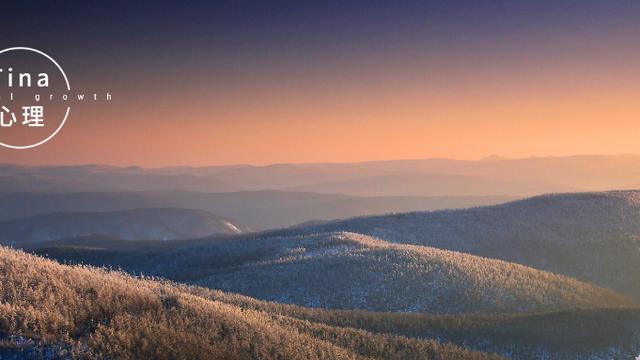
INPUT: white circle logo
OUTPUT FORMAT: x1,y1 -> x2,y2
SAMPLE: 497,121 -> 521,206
0,47 -> 71,149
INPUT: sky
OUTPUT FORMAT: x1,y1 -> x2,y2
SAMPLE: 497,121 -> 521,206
1,0 -> 640,166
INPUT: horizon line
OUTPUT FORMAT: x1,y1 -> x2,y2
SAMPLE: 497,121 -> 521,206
1,152 -> 640,170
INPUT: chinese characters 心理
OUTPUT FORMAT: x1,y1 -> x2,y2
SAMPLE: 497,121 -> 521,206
0,105 -> 44,127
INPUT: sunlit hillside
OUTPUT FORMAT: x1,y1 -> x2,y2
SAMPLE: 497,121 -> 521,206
0,246 -> 498,360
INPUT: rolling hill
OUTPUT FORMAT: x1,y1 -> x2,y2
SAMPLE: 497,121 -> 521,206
0,246 -> 499,360
277,190 -> 640,299
0,208 -> 248,244
194,232 -> 631,313
28,232 -> 632,314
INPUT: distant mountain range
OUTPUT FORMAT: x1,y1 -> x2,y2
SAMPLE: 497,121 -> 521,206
0,164 -> 236,193
6,154 -> 640,232
5,154 -> 640,196
0,208 -> 248,244
285,172 -> 576,196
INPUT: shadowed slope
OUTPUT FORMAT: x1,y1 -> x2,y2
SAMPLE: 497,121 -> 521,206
179,287 -> 640,359
194,232 -> 632,313
0,190 -> 517,230
0,208 -> 248,244
279,191 -> 640,299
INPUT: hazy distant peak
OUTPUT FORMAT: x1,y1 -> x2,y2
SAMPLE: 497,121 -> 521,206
479,154 -> 507,162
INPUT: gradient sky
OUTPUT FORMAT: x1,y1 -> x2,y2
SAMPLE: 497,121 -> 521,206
1,0 -> 640,166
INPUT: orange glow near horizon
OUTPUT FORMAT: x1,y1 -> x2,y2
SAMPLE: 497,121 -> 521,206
2,29 -> 640,167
